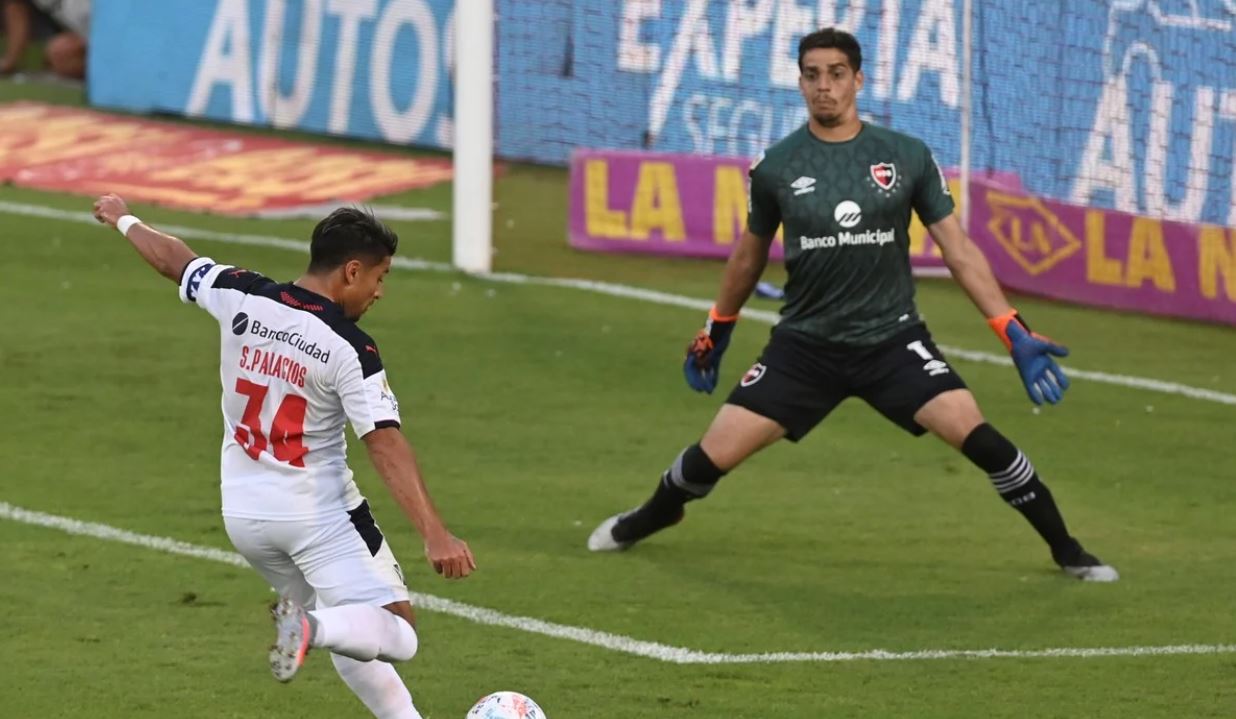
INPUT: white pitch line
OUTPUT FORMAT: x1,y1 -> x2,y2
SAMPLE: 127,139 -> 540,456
3,200 -> 1234,407
3,501 -> 1233,665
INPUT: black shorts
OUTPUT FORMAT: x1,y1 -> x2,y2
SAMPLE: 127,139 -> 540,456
726,324 -> 968,441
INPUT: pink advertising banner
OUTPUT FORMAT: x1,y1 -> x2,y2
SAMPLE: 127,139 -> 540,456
968,177 -> 1236,325
568,149 -> 1236,325
568,149 -> 790,260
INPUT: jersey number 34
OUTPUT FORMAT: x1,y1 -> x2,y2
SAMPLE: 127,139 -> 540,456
233,379 -> 308,467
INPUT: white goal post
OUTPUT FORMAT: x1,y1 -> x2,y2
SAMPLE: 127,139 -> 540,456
451,0 -> 494,274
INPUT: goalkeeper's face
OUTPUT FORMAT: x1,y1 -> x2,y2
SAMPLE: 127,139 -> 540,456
798,48 -> 863,128
339,255 -> 393,320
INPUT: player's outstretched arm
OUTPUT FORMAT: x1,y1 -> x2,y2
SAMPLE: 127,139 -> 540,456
362,427 -> 477,579
92,193 -> 197,282
683,229 -> 775,393
928,214 -> 1070,405
715,229 -> 775,317
926,214 -> 1012,319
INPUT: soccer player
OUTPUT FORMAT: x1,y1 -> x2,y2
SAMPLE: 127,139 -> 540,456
93,194 -> 476,718
587,28 -> 1117,582
0,0 -> 90,79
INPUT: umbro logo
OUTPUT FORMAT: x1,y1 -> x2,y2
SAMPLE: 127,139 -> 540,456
791,176 -> 816,196
923,359 -> 951,376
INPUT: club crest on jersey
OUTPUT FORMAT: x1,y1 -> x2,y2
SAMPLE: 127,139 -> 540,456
870,163 -> 897,191
740,363 -> 767,387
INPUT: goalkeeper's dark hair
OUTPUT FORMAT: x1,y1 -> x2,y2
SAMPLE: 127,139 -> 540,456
307,207 -> 399,273
798,27 -> 862,73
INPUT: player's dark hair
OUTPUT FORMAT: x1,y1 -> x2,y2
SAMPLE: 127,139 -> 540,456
798,27 -> 862,73
307,207 -> 399,273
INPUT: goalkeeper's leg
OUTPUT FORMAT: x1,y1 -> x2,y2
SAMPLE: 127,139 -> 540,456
588,404 -> 785,551
589,332 -> 841,552
915,390 -> 1118,582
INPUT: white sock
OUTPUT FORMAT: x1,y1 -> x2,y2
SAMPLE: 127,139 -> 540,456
332,654 -> 423,719
308,604 -> 419,662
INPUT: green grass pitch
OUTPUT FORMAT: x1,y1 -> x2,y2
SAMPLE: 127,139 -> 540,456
2,79 -> 1235,718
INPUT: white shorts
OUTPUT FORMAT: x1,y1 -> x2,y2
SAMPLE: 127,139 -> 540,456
224,500 -> 410,610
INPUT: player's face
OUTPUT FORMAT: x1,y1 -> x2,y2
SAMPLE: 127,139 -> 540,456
798,48 -> 863,127
341,255 -> 392,320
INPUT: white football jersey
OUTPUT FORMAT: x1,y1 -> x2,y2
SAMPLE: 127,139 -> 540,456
179,257 -> 401,520
31,0 -> 90,35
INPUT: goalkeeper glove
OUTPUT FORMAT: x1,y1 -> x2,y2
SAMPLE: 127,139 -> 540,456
988,310 -> 1070,405
683,307 -> 738,394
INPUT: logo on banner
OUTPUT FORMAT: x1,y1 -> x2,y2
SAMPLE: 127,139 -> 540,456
740,363 -> 767,387
870,163 -> 897,190
985,192 -> 1081,275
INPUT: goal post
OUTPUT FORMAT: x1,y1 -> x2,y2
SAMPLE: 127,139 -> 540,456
451,0 -> 494,274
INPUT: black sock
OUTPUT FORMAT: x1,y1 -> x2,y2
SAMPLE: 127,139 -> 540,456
649,443 -> 725,514
961,423 -> 1074,556
615,444 -> 725,540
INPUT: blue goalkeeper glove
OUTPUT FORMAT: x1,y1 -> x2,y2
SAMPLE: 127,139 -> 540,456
988,310 -> 1070,405
683,307 -> 738,394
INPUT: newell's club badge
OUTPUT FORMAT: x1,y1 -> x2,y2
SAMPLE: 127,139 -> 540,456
740,363 -> 767,387
870,163 -> 897,191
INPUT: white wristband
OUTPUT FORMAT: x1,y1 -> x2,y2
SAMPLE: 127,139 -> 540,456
116,215 -> 142,237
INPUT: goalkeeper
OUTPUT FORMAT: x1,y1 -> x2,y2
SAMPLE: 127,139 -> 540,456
588,27 -> 1116,582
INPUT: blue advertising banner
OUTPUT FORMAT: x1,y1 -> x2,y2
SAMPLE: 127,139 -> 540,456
89,0 -> 456,149
89,1 -> 1236,227
497,1 -> 1236,228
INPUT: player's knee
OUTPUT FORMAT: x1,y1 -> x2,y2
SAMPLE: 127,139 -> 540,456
383,601 -> 416,629
696,437 -> 738,472
379,613 -> 419,662
917,390 -> 984,448
699,411 -> 782,470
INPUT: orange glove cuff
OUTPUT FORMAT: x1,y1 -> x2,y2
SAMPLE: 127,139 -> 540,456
986,309 -> 1021,351
709,306 -> 740,323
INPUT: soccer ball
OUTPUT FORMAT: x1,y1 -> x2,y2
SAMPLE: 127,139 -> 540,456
466,691 -> 546,719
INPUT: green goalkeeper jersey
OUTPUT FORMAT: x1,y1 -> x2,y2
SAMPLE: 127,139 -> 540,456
748,123 -> 955,346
